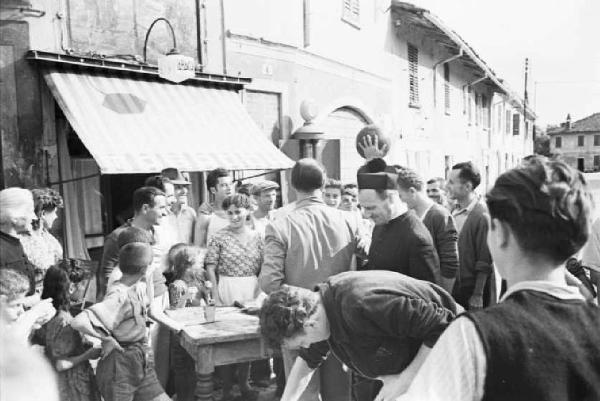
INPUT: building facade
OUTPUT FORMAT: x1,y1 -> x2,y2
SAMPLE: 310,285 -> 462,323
209,0 -> 535,196
547,113 -> 600,172
1,0 -> 535,259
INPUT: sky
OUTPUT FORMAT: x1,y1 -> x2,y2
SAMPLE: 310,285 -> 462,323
411,0 -> 600,129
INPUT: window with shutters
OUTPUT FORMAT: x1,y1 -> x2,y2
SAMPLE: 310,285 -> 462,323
555,136 -> 562,148
467,87 -> 473,124
594,135 -> 600,146
481,94 -> 490,129
595,155 -> 600,168
475,94 -> 480,126
342,0 -> 360,28
512,114 -> 520,135
443,63 -> 450,114
497,105 -> 503,134
408,43 -> 419,107
578,135 -> 584,146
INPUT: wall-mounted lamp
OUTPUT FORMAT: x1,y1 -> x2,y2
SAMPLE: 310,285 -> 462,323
143,17 -> 195,84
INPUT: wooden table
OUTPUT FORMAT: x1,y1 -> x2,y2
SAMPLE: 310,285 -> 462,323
165,306 -> 277,401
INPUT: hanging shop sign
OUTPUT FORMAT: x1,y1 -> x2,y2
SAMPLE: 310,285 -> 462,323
158,53 -> 196,84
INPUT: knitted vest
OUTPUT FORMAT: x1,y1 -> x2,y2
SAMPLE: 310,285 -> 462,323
466,290 -> 600,401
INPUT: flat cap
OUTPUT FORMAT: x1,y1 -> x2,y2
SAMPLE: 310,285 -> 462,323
251,180 -> 280,195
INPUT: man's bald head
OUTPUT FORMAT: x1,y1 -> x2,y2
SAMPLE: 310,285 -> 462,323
291,158 -> 326,193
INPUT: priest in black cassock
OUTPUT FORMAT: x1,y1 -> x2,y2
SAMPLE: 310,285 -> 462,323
357,160 -> 441,285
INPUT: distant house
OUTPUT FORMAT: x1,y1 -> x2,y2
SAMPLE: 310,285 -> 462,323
547,113 -> 600,171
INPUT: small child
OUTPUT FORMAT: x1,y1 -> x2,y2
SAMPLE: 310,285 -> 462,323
0,268 -> 55,341
33,264 -> 101,401
169,245 -> 209,307
71,242 -> 177,401
168,244 -> 209,401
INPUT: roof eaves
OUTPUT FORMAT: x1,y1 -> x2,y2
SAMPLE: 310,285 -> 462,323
391,1 -> 536,120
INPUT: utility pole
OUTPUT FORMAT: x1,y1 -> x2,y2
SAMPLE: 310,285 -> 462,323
523,58 -> 534,143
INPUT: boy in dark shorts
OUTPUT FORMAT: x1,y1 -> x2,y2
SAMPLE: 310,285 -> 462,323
72,242 -> 176,401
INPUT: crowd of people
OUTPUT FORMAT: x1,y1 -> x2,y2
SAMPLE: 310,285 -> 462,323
1,143 -> 600,401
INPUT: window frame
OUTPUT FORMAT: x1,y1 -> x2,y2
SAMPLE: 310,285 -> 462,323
555,136 -> 562,148
578,135 -> 585,147
512,113 -> 520,136
408,43 -> 420,108
443,63 -> 450,114
341,0 -> 361,28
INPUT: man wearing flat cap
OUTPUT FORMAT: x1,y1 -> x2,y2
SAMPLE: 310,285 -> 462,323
251,180 -> 280,237
161,168 -> 196,244
357,161 -> 440,285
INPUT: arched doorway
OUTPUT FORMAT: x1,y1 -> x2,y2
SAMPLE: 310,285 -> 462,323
320,107 -> 369,183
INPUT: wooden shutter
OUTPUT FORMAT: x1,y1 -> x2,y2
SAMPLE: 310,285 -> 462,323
444,63 -> 450,113
342,0 -> 360,26
408,44 -> 419,106
468,87 -> 473,124
512,113 -> 520,135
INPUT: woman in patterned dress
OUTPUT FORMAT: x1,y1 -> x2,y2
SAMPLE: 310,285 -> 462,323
19,188 -> 63,291
206,193 -> 262,401
206,193 -> 263,307
32,264 -> 101,401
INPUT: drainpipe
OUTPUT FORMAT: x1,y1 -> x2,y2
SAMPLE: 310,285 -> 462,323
433,48 -> 463,108
462,74 -> 488,96
220,0 -> 227,75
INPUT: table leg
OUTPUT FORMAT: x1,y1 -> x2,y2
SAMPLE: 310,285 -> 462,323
194,372 -> 214,401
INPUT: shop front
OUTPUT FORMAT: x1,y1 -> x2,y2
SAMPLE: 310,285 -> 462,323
28,50 -> 294,269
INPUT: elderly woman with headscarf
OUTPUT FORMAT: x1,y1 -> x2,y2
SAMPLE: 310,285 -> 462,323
0,187 -> 37,295
19,188 -> 64,290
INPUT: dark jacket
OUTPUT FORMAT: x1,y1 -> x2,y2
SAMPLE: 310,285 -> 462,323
362,211 -> 440,285
422,204 -> 459,279
455,202 -> 494,304
0,231 -> 36,294
300,270 -> 459,379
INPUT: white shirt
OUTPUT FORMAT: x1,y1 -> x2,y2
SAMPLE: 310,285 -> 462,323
397,280 -> 584,401
164,204 -> 196,244
452,196 -> 479,234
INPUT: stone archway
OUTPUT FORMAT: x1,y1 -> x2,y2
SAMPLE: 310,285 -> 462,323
320,106 -> 369,183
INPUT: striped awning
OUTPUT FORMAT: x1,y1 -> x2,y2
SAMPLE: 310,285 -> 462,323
44,68 -> 294,174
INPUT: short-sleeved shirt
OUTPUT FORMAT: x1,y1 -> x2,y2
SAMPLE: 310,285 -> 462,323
206,228 -> 263,277
86,282 -> 148,343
